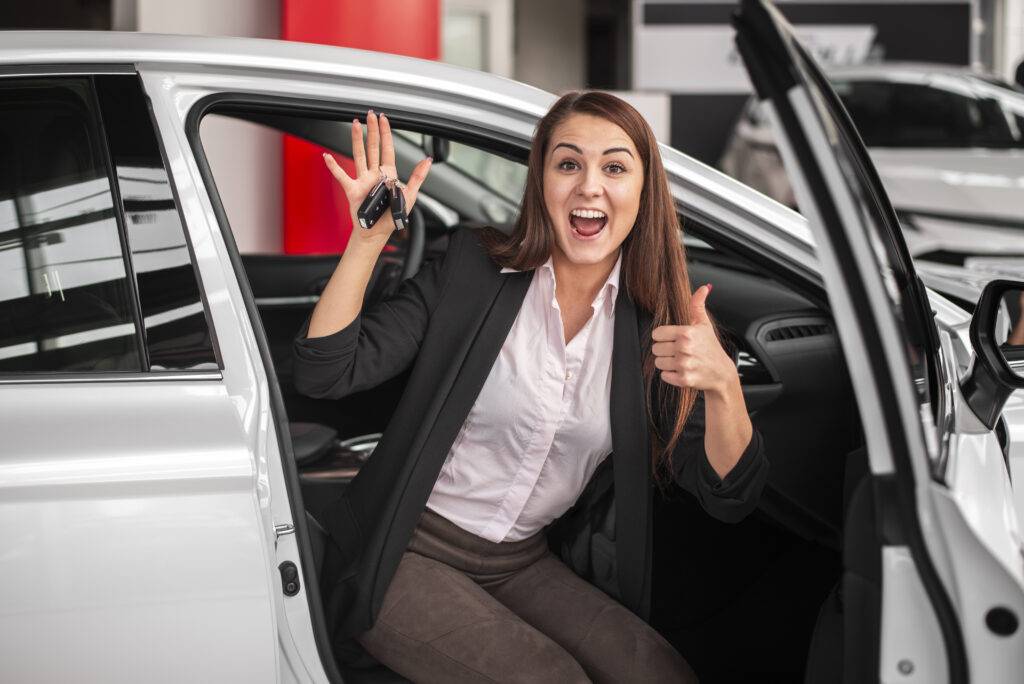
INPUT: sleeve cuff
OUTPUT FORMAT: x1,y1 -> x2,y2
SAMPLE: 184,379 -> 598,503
698,428 -> 764,493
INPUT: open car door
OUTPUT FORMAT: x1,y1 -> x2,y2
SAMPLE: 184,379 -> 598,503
733,1 -> 1024,682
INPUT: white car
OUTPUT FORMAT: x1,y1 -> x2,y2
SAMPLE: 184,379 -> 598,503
2,1 -> 1024,681
721,62 -> 1024,264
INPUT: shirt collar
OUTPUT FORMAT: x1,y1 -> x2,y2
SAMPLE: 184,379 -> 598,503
501,250 -> 622,317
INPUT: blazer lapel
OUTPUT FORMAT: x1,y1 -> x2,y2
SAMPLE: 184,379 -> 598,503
610,286 -> 654,619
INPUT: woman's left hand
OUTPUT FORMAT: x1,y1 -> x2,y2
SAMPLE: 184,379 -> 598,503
651,284 -> 739,397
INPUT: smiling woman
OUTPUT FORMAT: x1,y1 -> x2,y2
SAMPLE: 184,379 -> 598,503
293,91 -> 767,682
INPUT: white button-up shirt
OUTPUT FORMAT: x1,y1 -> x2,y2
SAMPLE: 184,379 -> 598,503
425,250 -> 623,542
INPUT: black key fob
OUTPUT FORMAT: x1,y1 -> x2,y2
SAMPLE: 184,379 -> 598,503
390,184 -> 409,231
357,178 -> 390,229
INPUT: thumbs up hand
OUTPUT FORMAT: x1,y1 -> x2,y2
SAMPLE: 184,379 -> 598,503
652,284 -> 738,396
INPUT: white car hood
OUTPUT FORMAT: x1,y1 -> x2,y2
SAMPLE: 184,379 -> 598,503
870,148 -> 1024,223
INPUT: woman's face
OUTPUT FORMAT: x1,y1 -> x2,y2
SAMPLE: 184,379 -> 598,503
543,113 -> 644,269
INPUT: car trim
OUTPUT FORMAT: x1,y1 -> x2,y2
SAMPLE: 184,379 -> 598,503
0,371 -> 222,384
0,63 -> 136,77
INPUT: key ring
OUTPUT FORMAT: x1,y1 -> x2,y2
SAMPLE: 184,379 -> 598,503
381,170 -> 405,191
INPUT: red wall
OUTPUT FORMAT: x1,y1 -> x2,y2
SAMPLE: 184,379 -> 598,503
281,0 -> 440,254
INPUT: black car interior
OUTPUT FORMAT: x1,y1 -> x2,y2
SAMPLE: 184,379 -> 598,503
205,109 -> 873,683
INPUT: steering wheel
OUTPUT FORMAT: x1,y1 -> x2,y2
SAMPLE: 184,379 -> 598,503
397,203 -> 426,282
370,203 -> 426,301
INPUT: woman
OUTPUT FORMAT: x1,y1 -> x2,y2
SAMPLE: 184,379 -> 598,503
293,92 -> 768,683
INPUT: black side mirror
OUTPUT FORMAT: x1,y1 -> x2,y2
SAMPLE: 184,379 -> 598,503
422,135 -> 449,164
962,279 -> 1024,429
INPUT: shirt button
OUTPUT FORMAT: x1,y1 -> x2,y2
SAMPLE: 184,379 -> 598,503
565,371 -> 573,380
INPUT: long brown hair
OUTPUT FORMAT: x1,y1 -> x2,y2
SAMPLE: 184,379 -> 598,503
480,90 -> 703,478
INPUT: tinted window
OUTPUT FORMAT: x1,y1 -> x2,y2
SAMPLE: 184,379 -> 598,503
95,76 -> 218,370
0,78 -> 141,372
834,79 -> 1024,149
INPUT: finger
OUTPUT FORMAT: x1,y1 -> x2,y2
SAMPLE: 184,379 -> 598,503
652,325 -> 689,342
351,117 -> 367,175
380,114 -> 396,168
366,111 -> 380,170
654,356 -> 680,372
652,340 -> 683,357
322,153 -> 352,193
659,370 -> 684,387
403,156 -> 434,208
690,284 -> 712,325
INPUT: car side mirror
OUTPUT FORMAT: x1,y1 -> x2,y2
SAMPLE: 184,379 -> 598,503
422,135 -> 449,164
962,279 -> 1024,429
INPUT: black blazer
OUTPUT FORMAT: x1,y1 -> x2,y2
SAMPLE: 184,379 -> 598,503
292,228 -> 768,640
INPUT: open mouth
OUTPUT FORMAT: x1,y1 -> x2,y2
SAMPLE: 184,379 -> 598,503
569,211 -> 608,240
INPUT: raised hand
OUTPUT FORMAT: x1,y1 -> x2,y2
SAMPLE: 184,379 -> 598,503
651,284 -> 738,396
322,110 -> 433,242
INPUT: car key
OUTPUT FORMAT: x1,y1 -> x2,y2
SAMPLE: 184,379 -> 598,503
389,182 -> 409,231
357,176 -> 391,229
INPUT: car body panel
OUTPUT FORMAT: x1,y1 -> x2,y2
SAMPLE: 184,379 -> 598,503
0,380 -> 280,682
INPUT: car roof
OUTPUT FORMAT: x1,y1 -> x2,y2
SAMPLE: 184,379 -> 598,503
0,31 -> 556,115
0,30 -> 814,257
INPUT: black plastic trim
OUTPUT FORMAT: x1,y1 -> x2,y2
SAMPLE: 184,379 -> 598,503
90,75 -> 150,371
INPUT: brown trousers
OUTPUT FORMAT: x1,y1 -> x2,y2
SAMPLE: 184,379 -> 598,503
357,508 -> 697,683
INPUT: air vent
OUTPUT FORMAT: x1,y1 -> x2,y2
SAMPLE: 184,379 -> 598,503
764,323 -> 831,342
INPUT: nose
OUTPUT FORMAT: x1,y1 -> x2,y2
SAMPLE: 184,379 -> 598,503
576,166 -> 604,197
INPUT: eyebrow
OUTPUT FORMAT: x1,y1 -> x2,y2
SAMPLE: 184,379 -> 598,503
553,142 -> 634,158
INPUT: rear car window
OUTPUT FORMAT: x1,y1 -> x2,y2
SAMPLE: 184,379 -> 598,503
0,76 -> 216,374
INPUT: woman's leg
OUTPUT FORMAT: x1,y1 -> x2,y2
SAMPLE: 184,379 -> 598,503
357,550 -> 590,684
489,553 -> 698,684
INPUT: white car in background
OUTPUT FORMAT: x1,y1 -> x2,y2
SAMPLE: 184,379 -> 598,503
721,62 -> 1024,264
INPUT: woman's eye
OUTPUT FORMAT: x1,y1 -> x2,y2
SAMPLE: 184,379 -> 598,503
606,163 -> 626,174
558,159 -> 579,171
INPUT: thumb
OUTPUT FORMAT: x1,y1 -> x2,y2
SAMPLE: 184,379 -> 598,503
690,283 -> 712,325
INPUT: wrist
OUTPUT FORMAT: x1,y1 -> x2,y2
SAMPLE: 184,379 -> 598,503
706,370 -> 742,403
346,232 -> 389,256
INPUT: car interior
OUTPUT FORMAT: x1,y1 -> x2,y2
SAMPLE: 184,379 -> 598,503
199,106 -> 878,683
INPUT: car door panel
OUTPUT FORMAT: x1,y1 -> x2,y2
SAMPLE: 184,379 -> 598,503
733,0 -> 1024,680
0,71 -> 281,683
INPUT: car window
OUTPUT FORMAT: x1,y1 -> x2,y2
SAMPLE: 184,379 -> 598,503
0,78 -> 142,373
833,78 -> 1024,149
95,76 -> 218,371
201,111 -> 526,256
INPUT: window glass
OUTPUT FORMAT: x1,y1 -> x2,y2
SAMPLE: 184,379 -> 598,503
95,76 -> 218,370
397,129 -> 527,212
0,78 -> 141,373
833,78 -> 1024,149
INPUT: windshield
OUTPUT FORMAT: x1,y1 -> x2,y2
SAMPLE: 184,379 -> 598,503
832,76 -> 1024,149
396,130 -> 527,205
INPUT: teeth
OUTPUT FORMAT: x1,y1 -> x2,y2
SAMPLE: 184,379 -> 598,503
570,209 -> 607,219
